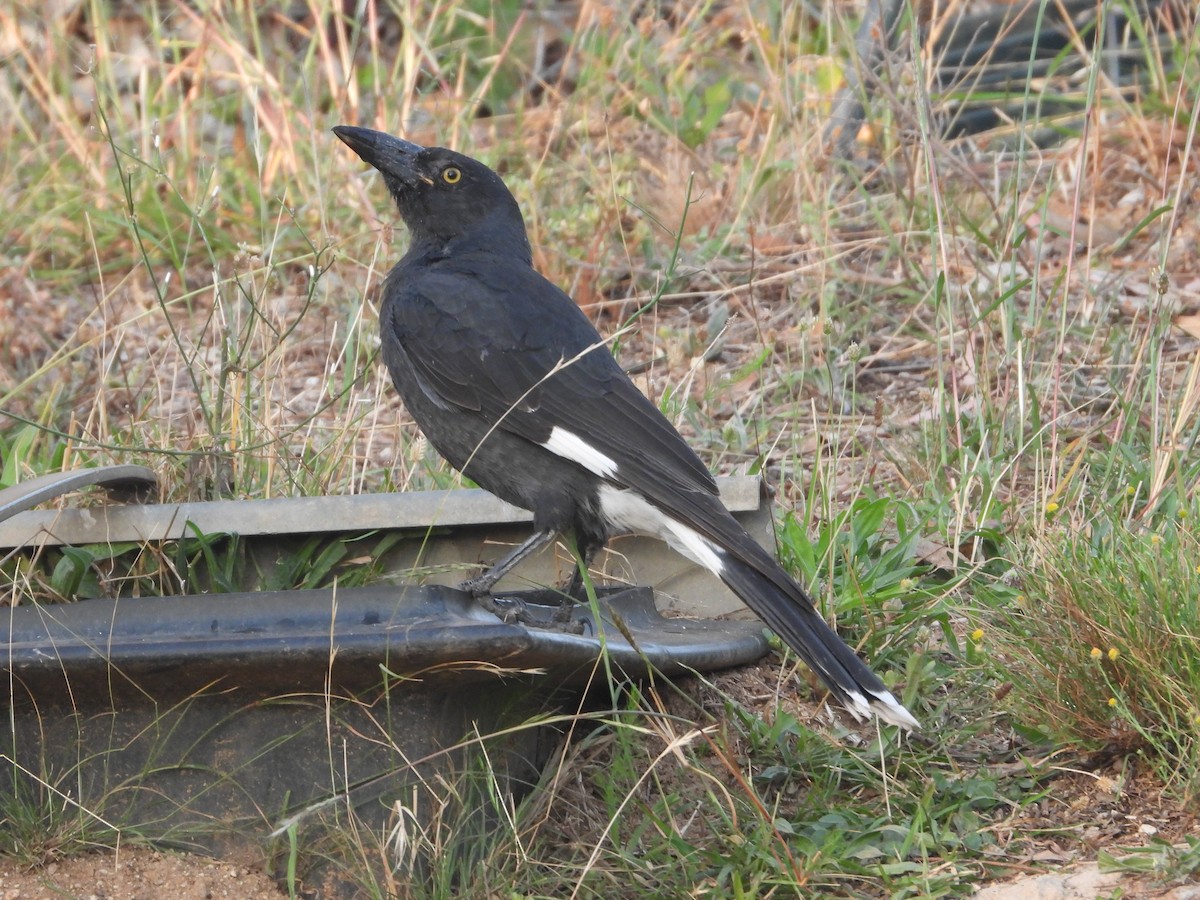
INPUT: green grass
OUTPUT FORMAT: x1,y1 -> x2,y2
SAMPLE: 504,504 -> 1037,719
995,507 -> 1200,798
3,0 -> 1200,895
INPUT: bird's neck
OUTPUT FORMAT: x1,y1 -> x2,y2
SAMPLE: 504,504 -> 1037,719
404,227 -> 533,267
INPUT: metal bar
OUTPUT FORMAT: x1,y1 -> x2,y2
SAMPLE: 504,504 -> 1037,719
0,465 -> 157,525
0,475 -> 765,548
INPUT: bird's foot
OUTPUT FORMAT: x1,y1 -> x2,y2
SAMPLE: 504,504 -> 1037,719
550,598 -> 579,626
539,588 -> 586,633
463,582 -> 585,634
458,572 -> 500,599
470,590 -> 529,625
538,609 -> 586,634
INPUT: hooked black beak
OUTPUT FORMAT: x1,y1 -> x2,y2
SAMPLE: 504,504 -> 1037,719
333,126 -> 427,186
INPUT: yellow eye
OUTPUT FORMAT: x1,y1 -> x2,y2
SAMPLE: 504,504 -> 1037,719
442,166 -> 461,184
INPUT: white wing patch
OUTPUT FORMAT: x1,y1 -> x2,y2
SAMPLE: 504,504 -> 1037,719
541,426 -> 620,478
597,484 -> 725,575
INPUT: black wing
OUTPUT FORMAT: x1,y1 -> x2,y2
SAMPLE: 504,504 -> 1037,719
386,256 -> 718,500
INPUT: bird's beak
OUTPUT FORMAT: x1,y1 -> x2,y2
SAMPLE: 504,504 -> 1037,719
333,125 -> 428,186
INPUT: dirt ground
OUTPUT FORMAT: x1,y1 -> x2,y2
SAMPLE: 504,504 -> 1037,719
0,828 -> 1196,900
0,848 -> 283,899
977,866 -> 1200,900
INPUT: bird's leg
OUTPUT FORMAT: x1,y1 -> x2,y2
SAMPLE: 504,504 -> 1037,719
460,527 -> 555,597
551,534 -> 605,624
460,528 -> 557,624
561,537 -> 602,601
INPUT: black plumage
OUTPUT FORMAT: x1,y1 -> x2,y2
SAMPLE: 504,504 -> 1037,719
334,125 -> 917,730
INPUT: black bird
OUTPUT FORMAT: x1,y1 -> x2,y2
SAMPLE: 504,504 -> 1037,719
333,125 -> 918,730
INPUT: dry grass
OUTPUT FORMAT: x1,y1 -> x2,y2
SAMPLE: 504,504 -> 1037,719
3,1 -> 1194,513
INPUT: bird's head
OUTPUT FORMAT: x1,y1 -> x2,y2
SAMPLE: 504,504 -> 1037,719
333,125 -> 531,261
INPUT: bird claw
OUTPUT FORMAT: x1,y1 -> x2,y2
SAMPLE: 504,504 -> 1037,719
458,572 -> 498,599
465,586 -> 585,634
539,597 -> 586,634
538,614 -> 586,635
551,599 -> 579,625
470,591 -> 527,623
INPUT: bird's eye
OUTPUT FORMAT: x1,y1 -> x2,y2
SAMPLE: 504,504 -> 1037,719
442,167 -> 462,184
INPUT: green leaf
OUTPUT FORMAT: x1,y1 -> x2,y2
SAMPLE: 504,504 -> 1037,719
1,425 -> 39,488
850,497 -> 889,547
50,547 -> 96,598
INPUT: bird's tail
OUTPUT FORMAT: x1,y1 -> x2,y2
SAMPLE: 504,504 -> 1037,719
717,551 -> 919,730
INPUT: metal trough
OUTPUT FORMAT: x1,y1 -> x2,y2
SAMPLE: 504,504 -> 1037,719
0,468 -> 772,888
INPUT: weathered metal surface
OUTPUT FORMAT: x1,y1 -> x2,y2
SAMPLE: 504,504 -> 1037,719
1,469 -> 776,889
0,472 -> 774,618
0,473 -> 762,543
2,584 -> 769,876
4,584 -> 768,697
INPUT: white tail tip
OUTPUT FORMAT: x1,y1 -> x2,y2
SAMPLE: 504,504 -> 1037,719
843,687 -> 920,731
870,690 -> 920,731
